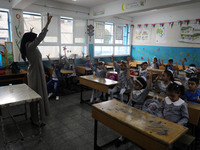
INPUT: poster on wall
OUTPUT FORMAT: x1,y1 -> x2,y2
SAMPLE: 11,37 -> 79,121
156,27 -> 167,43
135,28 -> 151,43
95,22 -> 105,39
116,25 -> 123,40
121,0 -> 146,12
179,24 -> 200,44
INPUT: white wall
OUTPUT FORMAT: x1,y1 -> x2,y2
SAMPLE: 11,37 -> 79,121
132,2 -> 200,47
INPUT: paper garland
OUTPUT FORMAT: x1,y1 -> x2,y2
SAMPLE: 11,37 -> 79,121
169,22 -> 174,28
160,23 -> 164,27
184,20 -> 189,25
144,24 -> 148,28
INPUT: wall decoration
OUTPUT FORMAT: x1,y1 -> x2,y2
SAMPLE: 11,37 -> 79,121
5,42 -> 13,65
178,21 -> 183,27
152,24 -> 156,28
116,25 -> 123,40
169,22 -> 174,28
93,9 -> 105,16
87,24 -> 94,41
121,0 -> 146,12
144,24 -> 148,28
137,24 -> 141,28
0,45 -> 5,67
156,27 -> 167,43
179,24 -> 200,44
196,19 -> 200,25
184,20 -> 190,25
12,9 -> 23,62
160,23 -> 164,27
135,28 -> 151,43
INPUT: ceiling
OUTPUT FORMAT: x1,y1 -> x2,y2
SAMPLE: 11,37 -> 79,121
52,0 -> 117,8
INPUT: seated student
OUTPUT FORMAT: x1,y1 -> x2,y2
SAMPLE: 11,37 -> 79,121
138,62 -> 148,78
82,52 -> 91,68
184,77 -> 200,103
93,58 -> 100,70
46,54 -> 62,101
90,61 -> 107,103
127,64 -> 153,109
108,56 -> 128,102
148,57 -> 160,69
160,58 -> 178,72
158,81 -> 189,126
177,67 -> 194,88
154,70 -> 174,95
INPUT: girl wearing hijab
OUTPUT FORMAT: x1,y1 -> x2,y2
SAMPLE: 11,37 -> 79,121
20,13 -> 52,126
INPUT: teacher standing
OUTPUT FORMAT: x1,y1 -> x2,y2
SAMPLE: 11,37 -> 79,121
20,13 -> 52,126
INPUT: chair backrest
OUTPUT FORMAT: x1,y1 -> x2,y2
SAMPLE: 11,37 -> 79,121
188,107 -> 200,126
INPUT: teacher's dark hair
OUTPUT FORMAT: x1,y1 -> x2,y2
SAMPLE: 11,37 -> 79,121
20,32 -> 37,62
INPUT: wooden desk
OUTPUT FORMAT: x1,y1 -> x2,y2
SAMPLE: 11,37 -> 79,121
92,100 -> 188,150
75,66 -> 92,75
0,84 -> 41,147
147,68 -> 163,75
60,69 -> 75,74
0,69 -> 27,84
105,65 -> 114,70
79,75 -> 120,103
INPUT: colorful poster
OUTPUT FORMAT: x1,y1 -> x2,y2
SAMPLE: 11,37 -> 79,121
179,24 -> 200,44
5,42 -> 13,65
135,28 -> 151,43
93,9 -> 105,16
156,27 -> 167,43
12,9 -> 24,62
95,22 -> 105,39
116,25 -> 123,40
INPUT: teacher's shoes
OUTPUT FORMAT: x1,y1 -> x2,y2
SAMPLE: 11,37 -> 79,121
48,93 -> 53,98
56,96 -> 59,101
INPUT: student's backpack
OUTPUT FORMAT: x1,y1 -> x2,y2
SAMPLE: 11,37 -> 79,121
9,62 -> 20,73
142,99 -> 160,116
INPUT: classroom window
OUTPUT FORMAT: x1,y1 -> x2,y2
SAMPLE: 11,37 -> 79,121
38,46 -> 59,59
0,9 -> 11,42
94,46 -> 113,57
115,25 -> 130,45
61,17 -> 73,44
74,19 -> 87,44
95,22 -> 113,44
114,46 -> 130,56
61,46 -> 87,58
23,12 -> 41,35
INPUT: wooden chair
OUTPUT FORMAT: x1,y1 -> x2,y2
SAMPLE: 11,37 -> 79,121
176,134 -> 195,150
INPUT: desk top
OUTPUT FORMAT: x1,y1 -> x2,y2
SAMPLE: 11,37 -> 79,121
60,69 -> 75,74
107,71 -> 118,74
0,69 -> 27,77
75,66 -> 92,71
92,100 -> 188,145
80,75 -> 120,86
0,84 -> 41,108
105,65 -> 114,69
147,68 -> 164,72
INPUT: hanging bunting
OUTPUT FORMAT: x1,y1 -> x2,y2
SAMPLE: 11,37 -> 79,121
160,23 -> 164,27
152,24 -> 156,28
131,24 -> 134,28
126,24 -> 129,27
144,24 -> 148,28
196,19 -> 200,25
178,21 -> 183,26
137,24 -> 141,28
169,22 -> 174,28
184,20 -> 189,25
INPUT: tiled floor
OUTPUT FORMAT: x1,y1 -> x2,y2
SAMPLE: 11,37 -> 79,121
0,88 -> 140,150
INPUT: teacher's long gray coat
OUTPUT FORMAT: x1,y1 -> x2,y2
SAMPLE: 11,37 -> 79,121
26,28 -> 50,122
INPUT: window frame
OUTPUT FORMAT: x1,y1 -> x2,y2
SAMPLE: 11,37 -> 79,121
94,21 -> 131,57
0,9 -> 11,42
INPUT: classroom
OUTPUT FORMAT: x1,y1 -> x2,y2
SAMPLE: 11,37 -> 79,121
0,0 -> 200,149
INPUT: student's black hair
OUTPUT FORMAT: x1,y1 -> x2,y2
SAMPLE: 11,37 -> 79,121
54,60 -> 59,64
164,70 -> 174,81
168,59 -> 173,63
153,57 -> 158,62
136,76 -> 147,89
167,82 -> 185,98
141,62 -> 148,66
188,77 -> 199,85
121,61 -> 127,67
97,62 -> 103,66
189,64 -> 196,67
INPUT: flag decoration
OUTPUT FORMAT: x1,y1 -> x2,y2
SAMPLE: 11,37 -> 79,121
178,21 -> 183,26
137,24 -> 141,28
169,22 -> 174,28
131,24 -> 134,28
126,24 -> 129,27
144,24 -> 148,28
196,19 -> 200,25
160,23 -> 164,27
184,20 -> 189,25
152,24 -> 156,27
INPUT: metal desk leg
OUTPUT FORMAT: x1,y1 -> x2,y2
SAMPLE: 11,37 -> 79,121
25,102 -> 28,120
37,102 -> 42,140
0,109 -> 6,148
94,119 -> 98,150
80,85 -> 83,104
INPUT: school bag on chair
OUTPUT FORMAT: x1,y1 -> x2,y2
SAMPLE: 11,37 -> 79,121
9,62 -> 20,73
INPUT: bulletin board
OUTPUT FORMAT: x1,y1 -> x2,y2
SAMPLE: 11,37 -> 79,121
0,42 -> 13,68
